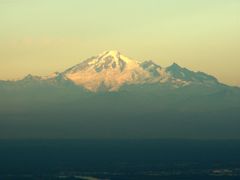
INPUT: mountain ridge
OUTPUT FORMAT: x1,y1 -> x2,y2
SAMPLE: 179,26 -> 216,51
0,50 -> 228,92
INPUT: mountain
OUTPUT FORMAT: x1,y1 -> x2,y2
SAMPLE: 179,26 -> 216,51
63,50 -> 223,91
63,50 -> 148,91
0,50 -> 223,92
0,50 -> 240,139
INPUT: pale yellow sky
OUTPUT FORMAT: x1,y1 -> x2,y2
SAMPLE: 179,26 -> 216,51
0,0 -> 239,85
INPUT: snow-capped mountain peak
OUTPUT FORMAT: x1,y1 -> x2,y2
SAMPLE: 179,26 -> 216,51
64,50 -> 140,74
59,51 -> 220,91
16,51 -> 221,92
62,50 -> 151,91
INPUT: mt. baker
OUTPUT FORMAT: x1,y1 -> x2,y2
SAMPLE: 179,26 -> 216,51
1,50 -> 240,139
13,50 -> 221,92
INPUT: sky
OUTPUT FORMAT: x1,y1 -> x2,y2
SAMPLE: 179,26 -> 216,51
0,0 -> 239,85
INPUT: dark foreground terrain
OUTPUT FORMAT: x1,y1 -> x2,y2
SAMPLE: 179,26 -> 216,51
1,140 -> 240,180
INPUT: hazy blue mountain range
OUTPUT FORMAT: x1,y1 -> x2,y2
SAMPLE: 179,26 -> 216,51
0,51 -> 240,139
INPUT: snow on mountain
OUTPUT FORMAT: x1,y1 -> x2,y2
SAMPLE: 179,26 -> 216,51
63,50 -> 165,91
9,50 -> 221,92
166,63 -> 219,85
62,50 -> 220,91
